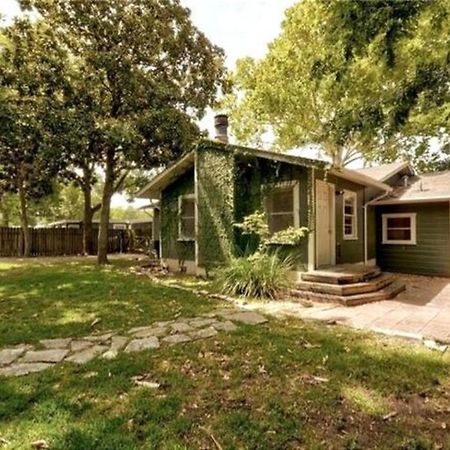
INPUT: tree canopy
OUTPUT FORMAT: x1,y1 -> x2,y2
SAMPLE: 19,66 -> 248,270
226,0 -> 449,167
20,0 -> 226,263
0,19 -> 68,255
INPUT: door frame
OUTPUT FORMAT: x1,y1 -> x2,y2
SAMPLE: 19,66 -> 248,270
315,179 -> 336,268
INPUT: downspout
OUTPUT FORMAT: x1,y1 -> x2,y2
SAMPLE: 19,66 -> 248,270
363,190 -> 391,265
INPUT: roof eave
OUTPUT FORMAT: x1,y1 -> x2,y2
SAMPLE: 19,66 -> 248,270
136,151 -> 195,199
329,167 -> 393,192
379,161 -> 413,182
373,195 -> 450,205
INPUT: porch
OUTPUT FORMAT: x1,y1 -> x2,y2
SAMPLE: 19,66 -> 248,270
291,263 -> 406,306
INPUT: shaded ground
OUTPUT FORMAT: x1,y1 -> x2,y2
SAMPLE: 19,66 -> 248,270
0,256 -> 217,347
1,259 -> 449,449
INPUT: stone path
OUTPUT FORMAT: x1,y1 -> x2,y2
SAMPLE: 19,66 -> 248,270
0,310 -> 267,377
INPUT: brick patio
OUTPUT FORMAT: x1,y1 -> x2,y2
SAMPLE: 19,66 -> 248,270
246,273 -> 450,344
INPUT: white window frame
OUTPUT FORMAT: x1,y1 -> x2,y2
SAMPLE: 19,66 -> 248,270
264,181 -> 300,233
382,212 -> 417,245
343,190 -> 358,240
178,194 -> 196,241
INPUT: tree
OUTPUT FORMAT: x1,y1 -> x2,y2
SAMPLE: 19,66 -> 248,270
23,0 -> 226,264
0,20 -> 67,255
226,0 -> 448,167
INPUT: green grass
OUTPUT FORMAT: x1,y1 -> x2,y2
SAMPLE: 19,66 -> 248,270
0,258 -> 217,347
0,258 -> 449,449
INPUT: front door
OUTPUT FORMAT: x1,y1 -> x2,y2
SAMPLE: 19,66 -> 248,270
315,179 -> 335,267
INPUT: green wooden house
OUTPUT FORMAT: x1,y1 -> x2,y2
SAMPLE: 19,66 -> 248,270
138,116 -> 450,290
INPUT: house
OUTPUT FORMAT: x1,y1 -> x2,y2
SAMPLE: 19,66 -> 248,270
137,115 -> 450,282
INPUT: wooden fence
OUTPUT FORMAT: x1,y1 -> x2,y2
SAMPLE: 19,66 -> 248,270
0,227 -> 130,257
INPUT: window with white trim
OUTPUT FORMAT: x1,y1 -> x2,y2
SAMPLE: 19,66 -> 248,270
265,182 -> 299,234
343,191 -> 357,240
178,194 -> 195,240
382,213 -> 416,245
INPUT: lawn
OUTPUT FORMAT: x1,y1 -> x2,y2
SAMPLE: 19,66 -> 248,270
0,257 -> 217,347
1,258 -> 449,449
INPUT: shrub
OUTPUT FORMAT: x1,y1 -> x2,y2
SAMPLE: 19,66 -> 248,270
216,251 -> 292,299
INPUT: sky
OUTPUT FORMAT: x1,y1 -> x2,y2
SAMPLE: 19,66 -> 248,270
0,0 -> 297,206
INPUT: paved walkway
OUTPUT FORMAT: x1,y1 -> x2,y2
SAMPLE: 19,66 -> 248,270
244,273 -> 450,344
0,310 -> 267,377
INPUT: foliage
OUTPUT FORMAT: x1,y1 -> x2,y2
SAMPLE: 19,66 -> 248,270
196,142 -> 236,269
0,19 -> 68,255
234,211 -> 309,248
234,210 -> 269,241
226,0 -> 449,168
216,251 -> 292,299
21,0 -> 226,263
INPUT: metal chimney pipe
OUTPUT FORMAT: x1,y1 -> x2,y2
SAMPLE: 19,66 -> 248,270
214,114 -> 229,144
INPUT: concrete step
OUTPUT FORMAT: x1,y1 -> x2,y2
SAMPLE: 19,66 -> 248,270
301,266 -> 381,285
293,274 -> 395,297
289,280 -> 406,307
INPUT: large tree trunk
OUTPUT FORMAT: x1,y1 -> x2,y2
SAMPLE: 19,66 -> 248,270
97,152 -> 115,265
18,177 -> 31,257
82,186 -> 94,255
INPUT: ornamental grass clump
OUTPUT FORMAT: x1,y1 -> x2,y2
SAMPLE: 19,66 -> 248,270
217,252 -> 292,300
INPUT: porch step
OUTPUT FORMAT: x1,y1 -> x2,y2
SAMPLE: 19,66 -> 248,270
301,266 -> 381,285
294,273 -> 396,296
289,280 -> 406,307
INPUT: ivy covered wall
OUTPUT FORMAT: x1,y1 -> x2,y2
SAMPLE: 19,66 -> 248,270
234,156 -> 310,270
160,168 -> 195,263
196,141 -> 236,268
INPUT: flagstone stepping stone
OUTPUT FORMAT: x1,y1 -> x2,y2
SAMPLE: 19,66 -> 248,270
189,318 -> 218,328
221,311 -> 268,325
131,326 -> 167,338
66,345 -> 108,364
162,334 -> 192,345
22,349 -> 69,363
103,336 -> 129,360
124,337 -> 160,353
40,338 -> 72,349
0,363 -> 53,377
85,333 -> 113,343
71,340 -> 93,352
0,348 -> 27,366
212,320 -> 238,332
189,327 -> 218,340
170,322 -> 194,333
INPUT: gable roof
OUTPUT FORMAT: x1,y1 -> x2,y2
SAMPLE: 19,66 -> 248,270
354,161 -> 412,182
137,141 -> 392,199
372,170 -> 450,205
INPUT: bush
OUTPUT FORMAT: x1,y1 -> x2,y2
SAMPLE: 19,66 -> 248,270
216,252 -> 292,299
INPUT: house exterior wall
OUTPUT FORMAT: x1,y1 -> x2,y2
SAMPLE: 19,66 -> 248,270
314,171 -> 366,265
234,157 -> 310,271
196,142 -> 236,270
376,202 -> 450,276
160,168 -> 195,265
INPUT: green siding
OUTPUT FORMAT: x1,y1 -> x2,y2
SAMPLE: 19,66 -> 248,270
160,168 -> 195,262
376,202 -> 450,276
314,171 -> 365,264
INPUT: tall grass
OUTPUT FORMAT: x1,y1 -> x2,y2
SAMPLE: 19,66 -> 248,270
216,252 -> 292,299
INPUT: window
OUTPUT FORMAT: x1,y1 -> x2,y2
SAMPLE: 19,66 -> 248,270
265,183 -> 299,234
343,191 -> 357,240
178,194 -> 195,240
382,213 -> 416,245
